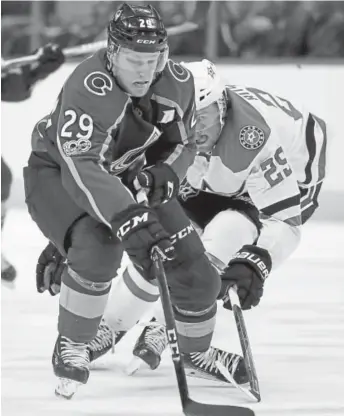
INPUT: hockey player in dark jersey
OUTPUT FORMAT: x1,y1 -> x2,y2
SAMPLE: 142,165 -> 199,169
34,54 -> 328,389
1,43 -> 65,286
24,3 -> 247,399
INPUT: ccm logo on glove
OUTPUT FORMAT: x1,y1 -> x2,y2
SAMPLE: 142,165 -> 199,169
113,205 -> 175,276
116,212 -> 148,239
170,223 -> 194,245
232,250 -> 269,280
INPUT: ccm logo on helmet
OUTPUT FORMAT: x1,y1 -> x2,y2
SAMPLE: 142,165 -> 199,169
117,213 -> 148,239
137,39 -> 156,44
84,71 -> 113,96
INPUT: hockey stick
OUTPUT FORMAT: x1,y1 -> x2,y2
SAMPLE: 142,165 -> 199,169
217,287 -> 261,402
2,40 -> 106,70
150,248 -> 255,416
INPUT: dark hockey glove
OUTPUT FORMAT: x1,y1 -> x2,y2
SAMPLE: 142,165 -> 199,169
135,163 -> 179,207
114,204 -> 175,278
36,241 -> 66,296
221,245 -> 272,310
32,43 -> 65,81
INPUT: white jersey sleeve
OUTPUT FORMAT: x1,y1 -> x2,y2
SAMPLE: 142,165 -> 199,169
245,140 -> 302,268
231,85 -> 327,268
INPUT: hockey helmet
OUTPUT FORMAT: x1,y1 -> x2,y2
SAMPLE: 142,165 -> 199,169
107,3 -> 169,73
181,59 -> 225,111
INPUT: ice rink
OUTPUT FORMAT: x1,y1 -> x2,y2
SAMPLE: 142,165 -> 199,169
1,62 -> 344,415
2,208 -> 344,416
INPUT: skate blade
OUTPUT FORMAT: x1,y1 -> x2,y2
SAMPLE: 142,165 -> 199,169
215,360 -> 258,402
125,356 -> 150,376
55,378 -> 82,400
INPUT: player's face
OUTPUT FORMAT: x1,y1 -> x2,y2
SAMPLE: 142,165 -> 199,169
195,103 -> 222,152
113,48 -> 160,97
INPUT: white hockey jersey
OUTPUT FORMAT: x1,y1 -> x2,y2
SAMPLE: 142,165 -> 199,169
186,84 -> 328,268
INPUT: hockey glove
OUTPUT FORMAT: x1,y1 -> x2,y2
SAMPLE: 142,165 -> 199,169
114,204 -> 175,278
135,163 -> 179,206
221,245 -> 272,310
36,241 -> 66,296
31,43 -> 65,81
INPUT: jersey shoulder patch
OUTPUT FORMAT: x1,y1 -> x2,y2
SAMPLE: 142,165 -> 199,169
215,90 -> 271,173
152,59 -> 194,115
62,50 -> 129,129
65,50 -> 113,97
83,70 -> 113,97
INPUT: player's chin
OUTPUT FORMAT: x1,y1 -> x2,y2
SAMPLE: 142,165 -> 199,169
130,83 -> 150,97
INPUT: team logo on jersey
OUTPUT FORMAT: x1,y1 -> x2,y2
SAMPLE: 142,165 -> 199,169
168,61 -> 191,83
110,128 -> 161,175
84,71 -> 113,96
62,138 -> 91,157
239,125 -> 265,150
178,178 -> 199,201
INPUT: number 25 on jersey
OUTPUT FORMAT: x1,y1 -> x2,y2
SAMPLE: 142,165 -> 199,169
261,146 -> 292,187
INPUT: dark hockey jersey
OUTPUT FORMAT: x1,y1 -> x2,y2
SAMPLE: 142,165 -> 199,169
30,49 -> 196,228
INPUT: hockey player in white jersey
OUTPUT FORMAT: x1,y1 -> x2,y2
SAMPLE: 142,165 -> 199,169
124,58 -> 328,373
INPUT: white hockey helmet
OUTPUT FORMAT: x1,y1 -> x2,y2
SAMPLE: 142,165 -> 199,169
181,59 -> 224,111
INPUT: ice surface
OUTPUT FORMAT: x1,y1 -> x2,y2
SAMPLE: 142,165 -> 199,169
1,209 -> 344,415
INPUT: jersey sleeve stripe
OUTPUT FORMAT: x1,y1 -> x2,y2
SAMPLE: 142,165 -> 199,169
304,113 -> 327,186
261,194 -> 300,217
283,215 -> 302,226
300,185 -> 316,209
300,182 -> 322,210
163,143 -> 183,165
313,114 -> 327,182
304,114 -> 316,185
56,133 -> 112,228
300,182 -> 322,223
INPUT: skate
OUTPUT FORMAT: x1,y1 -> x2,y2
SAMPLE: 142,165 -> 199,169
183,347 -> 248,385
52,335 -> 90,399
88,318 -> 127,363
126,320 -> 167,375
1,253 -> 17,288
127,322 -> 248,385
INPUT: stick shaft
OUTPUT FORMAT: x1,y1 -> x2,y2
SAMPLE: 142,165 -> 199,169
151,248 -> 190,408
228,287 -> 261,401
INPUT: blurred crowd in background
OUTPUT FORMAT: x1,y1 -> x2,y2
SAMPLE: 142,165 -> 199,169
2,1 -> 344,61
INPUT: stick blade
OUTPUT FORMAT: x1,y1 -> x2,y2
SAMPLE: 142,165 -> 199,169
216,361 -> 260,403
184,398 -> 255,416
